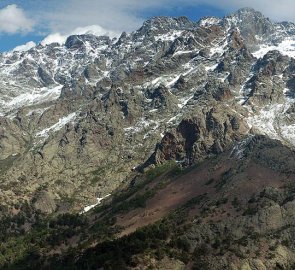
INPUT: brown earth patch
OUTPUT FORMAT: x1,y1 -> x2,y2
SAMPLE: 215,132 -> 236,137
116,153 -> 295,237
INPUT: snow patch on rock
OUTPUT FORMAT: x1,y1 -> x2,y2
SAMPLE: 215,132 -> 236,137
0,85 -> 63,116
246,99 -> 295,145
36,112 -> 77,138
199,17 -> 221,27
252,38 -> 295,59
80,194 -> 111,214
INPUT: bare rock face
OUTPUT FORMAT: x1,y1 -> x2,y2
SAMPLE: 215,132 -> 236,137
143,105 -> 248,168
0,8 -> 294,219
0,117 -> 28,161
33,190 -> 57,214
224,8 -> 275,49
243,51 -> 290,106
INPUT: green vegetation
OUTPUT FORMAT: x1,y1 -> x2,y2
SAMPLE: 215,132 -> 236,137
205,178 -> 215,186
214,168 -> 233,190
215,197 -> 228,207
0,161 -> 187,269
231,197 -> 240,208
242,207 -> 258,216
145,161 -> 182,181
95,161 -> 183,216
0,212 -> 83,267
42,200 -> 200,270
0,210 -> 120,270
112,190 -> 155,213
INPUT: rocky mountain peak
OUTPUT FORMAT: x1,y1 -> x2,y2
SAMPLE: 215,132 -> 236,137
233,7 -> 263,17
137,16 -> 195,36
224,8 -> 274,48
65,34 -> 111,50
227,7 -> 268,23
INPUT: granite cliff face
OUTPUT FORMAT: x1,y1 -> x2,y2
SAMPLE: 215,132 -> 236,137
1,8 -> 295,214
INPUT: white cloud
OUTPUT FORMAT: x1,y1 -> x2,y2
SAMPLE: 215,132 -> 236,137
40,33 -> 66,46
71,25 -> 119,39
41,25 -> 120,45
38,0 -> 144,34
12,41 -> 36,52
29,0 -> 295,39
0,4 -> 34,34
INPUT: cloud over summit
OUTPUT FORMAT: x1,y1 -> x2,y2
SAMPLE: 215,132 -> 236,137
41,25 -> 119,46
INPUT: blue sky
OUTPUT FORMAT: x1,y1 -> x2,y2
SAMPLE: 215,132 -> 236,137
0,0 -> 294,52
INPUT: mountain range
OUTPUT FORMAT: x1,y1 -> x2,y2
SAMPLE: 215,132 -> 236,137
1,7 -> 295,270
